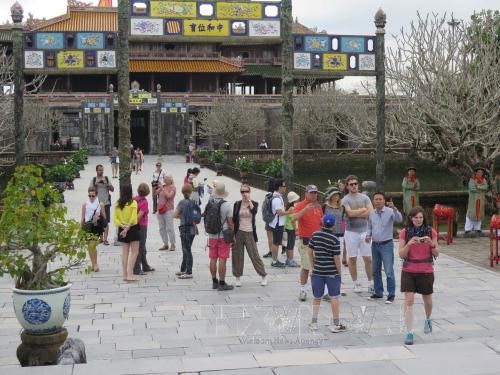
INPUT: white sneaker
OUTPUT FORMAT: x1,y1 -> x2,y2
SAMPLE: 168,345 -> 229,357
354,283 -> 362,293
260,275 -> 268,286
235,277 -> 242,287
299,290 -> 307,301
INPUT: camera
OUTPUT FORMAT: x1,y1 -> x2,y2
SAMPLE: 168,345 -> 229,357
418,237 -> 425,243
151,180 -> 160,188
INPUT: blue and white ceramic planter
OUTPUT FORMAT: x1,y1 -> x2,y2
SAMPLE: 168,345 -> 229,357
12,284 -> 71,334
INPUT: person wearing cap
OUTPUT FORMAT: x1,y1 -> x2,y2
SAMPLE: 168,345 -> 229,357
341,175 -> 373,294
207,183 -> 235,291
292,184 -> 323,301
284,191 -> 300,267
402,167 -> 420,215
465,167 -> 489,235
307,214 -> 346,333
151,162 -> 167,214
268,179 -> 288,268
365,192 -> 402,304
232,184 -> 268,287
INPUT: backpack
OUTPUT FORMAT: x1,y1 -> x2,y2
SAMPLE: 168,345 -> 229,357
262,192 -> 277,224
203,199 -> 225,234
183,200 -> 202,226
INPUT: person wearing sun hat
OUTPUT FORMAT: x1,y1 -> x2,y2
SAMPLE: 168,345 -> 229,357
402,167 -> 420,215
206,183 -> 235,291
307,213 -> 346,333
465,166 -> 489,235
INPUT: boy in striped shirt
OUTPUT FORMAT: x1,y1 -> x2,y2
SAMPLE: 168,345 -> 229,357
307,214 -> 347,333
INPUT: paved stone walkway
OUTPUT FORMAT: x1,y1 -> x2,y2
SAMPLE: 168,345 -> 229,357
1,155 -> 500,374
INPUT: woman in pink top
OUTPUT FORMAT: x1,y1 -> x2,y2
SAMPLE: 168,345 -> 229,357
398,206 -> 439,346
133,183 -> 154,275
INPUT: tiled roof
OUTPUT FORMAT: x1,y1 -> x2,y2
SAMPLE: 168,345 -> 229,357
34,7 -> 117,32
292,20 -> 315,34
129,60 -> 244,73
242,65 -> 281,79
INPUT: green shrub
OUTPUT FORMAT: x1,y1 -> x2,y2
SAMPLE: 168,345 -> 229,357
196,149 -> 209,159
234,157 -> 255,172
210,151 -> 225,163
45,164 -> 74,183
264,159 -> 283,178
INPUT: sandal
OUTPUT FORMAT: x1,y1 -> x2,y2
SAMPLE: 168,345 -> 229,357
169,246 -> 176,251
103,240 -> 110,246
126,279 -> 138,283
93,267 -> 100,272
158,245 -> 169,251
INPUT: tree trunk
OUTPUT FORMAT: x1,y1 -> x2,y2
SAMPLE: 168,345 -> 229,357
280,0 -> 294,186
117,0 -> 131,187
13,25 -> 25,165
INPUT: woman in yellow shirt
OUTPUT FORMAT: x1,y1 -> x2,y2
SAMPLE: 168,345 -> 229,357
114,184 -> 140,282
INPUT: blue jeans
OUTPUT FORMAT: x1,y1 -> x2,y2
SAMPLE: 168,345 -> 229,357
371,241 -> 395,297
180,227 -> 195,274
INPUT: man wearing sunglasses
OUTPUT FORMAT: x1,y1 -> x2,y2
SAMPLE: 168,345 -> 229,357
341,175 -> 373,293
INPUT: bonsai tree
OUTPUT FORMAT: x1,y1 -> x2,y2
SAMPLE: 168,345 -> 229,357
234,157 -> 255,172
0,165 -> 89,290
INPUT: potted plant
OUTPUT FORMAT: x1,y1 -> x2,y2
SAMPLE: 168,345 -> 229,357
264,158 -> 283,178
234,157 -> 255,183
210,151 -> 225,176
0,165 -> 89,336
195,149 -> 210,168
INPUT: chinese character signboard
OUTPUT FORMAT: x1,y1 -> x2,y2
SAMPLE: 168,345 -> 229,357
161,99 -> 188,113
130,0 -> 281,38
293,34 -> 376,72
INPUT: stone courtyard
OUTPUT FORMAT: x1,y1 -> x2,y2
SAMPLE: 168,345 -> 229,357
1,155 -> 500,374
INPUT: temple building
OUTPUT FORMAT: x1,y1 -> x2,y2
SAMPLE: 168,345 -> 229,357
0,0 -> 377,154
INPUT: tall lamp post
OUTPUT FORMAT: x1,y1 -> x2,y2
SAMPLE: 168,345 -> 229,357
374,8 -> 387,191
11,1 -> 25,165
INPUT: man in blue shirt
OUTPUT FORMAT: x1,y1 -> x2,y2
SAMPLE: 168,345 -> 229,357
366,192 -> 403,304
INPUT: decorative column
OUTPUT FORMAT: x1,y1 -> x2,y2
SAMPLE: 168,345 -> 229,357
11,1 -> 24,165
280,0 -> 294,187
375,8 -> 387,191
117,0 -> 131,186
108,83 -> 114,152
156,83 -> 163,159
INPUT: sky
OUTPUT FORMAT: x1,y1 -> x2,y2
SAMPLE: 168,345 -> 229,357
0,0 -> 497,90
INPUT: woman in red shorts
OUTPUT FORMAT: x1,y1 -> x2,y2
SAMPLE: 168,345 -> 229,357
398,206 -> 439,345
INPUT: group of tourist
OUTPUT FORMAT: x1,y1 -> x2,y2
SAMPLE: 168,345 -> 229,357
79,159 -> 500,344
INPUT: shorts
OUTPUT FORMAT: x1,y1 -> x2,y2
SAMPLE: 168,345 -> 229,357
298,240 -> 310,270
271,225 -> 284,245
209,238 -> 231,260
400,271 -> 434,295
333,235 -> 345,258
311,274 -> 341,299
265,223 -> 272,231
118,224 -> 140,243
344,231 -> 371,258
104,204 -> 111,225
286,229 -> 296,250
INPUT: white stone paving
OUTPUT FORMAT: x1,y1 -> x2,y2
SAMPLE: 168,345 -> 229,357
1,155 -> 500,374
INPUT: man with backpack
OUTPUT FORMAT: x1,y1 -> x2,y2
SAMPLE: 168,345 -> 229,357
203,183 -> 235,291
90,164 -> 114,245
264,179 -> 287,268
291,185 -> 323,301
